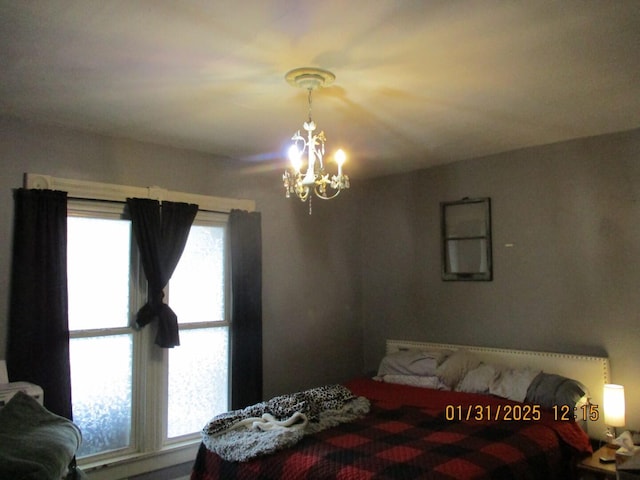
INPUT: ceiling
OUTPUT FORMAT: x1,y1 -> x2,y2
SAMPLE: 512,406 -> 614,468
1,1 -> 639,178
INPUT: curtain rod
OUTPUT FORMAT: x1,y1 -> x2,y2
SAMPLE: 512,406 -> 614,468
24,173 -> 256,213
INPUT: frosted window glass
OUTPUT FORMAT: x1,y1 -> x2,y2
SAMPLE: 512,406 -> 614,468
67,217 -> 131,330
167,328 -> 228,438
70,335 -> 133,457
170,225 -> 225,323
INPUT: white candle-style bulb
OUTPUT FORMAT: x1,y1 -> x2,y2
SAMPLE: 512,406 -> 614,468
288,145 -> 302,173
335,149 -> 346,176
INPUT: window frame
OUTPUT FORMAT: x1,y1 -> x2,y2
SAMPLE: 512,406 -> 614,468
38,172 -> 255,479
67,204 -> 233,470
164,211 -> 232,445
67,201 -> 142,461
440,197 -> 493,281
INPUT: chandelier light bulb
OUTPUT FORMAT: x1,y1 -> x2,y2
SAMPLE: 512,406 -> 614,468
288,145 -> 302,173
335,149 -> 346,176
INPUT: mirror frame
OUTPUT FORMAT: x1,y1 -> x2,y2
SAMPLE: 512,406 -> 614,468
440,197 -> 492,281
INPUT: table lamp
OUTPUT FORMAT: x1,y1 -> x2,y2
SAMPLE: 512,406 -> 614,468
603,383 -> 625,446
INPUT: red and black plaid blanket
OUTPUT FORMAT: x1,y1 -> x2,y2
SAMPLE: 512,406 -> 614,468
191,378 -> 592,480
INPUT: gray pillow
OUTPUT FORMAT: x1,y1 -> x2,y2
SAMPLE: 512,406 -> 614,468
524,372 -> 587,409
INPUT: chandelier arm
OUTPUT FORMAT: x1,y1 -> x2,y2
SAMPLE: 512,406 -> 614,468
313,187 -> 343,200
298,186 -> 310,202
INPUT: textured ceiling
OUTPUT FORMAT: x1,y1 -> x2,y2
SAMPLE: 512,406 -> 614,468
1,1 -> 639,178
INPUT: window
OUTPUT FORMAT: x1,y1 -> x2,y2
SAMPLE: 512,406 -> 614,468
166,221 -> 229,439
67,213 -> 135,457
440,197 -> 492,281
67,201 -> 230,464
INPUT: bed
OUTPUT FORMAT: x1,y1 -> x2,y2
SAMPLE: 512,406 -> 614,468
191,340 -> 609,480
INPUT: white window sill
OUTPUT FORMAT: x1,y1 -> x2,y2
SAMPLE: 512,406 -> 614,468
81,440 -> 200,480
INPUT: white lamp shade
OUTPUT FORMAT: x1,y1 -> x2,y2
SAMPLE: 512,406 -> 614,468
603,383 -> 625,427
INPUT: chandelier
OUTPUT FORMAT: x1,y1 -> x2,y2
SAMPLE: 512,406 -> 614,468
282,67 -> 350,214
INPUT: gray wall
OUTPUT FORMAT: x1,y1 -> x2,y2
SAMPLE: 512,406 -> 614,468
2,114 -> 639,437
0,115 -> 364,401
361,127 -> 640,434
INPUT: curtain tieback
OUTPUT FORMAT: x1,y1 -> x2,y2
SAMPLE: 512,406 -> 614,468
135,290 -> 165,328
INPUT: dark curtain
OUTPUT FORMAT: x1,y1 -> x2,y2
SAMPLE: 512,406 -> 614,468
229,209 -> 263,409
7,189 -> 72,419
126,198 -> 198,348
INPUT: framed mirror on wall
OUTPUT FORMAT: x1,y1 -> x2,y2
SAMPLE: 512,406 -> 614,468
441,197 -> 492,281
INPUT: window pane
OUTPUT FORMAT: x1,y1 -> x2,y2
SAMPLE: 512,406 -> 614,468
444,203 -> 487,237
445,239 -> 488,273
67,217 -> 131,330
167,327 -> 228,438
70,335 -> 133,457
170,225 -> 225,323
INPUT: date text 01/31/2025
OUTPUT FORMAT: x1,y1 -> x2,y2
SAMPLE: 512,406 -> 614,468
444,403 -> 600,422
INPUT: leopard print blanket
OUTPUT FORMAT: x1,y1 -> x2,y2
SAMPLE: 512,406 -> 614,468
201,384 -> 370,462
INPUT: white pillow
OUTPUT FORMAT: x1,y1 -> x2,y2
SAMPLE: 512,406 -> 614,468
379,374 -> 450,390
456,363 -> 498,394
436,349 -> 481,389
377,350 -> 450,377
489,367 -> 540,402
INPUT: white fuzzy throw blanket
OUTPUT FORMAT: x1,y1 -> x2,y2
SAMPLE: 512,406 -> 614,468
201,384 -> 370,462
